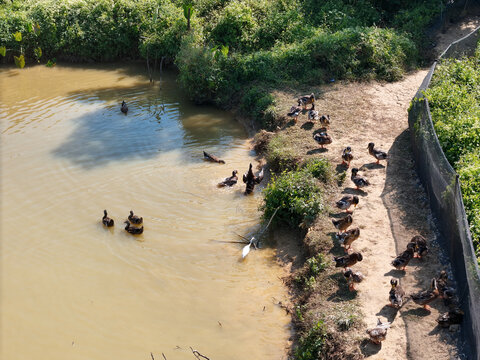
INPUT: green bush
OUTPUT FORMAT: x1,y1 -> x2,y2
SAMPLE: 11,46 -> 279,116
295,320 -> 327,360
265,135 -> 299,174
240,86 -> 276,128
425,46 -> 480,261
301,158 -> 332,183
261,168 -> 325,228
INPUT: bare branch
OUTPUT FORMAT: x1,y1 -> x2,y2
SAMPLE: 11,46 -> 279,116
190,347 -> 211,360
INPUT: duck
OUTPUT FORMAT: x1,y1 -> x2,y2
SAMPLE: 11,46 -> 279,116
411,235 -> 428,258
124,221 -> 144,235
313,130 -> 332,148
298,93 -> 315,109
332,214 -> 353,234
128,210 -> 143,225
102,210 -> 114,227
366,318 -> 391,345
121,100 -> 128,114
242,163 -> 264,195
333,252 -> 363,268
337,227 -> 360,252
391,247 -> 415,271
319,114 -> 330,127
436,270 -> 456,301
367,142 -> 388,164
343,267 -> 364,291
341,146 -> 353,167
203,151 -> 226,164
218,170 -> 238,187
287,105 -> 302,123
351,168 -> 370,190
411,278 -> 440,310
389,278 -> 406,308
437,308 -> 464,328
335,194 -> 358,213
307,104 -> 319,121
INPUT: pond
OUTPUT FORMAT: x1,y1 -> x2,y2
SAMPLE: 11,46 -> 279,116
0,63 -> 291,360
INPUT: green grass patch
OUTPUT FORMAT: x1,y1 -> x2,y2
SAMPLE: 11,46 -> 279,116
425,43 -> 480,261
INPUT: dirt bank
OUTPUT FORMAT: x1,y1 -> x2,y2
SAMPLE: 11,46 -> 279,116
267,14 -> 480,359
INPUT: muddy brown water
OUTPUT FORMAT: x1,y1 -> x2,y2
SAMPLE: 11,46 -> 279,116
0,64 -> 290,360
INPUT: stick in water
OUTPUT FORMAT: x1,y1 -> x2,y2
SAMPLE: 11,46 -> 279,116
242,207 -> 280,259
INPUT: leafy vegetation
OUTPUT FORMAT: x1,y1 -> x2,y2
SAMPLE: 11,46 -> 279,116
294,320 -> 327,360
425,44 -> 480,261
1,0 -> 454,125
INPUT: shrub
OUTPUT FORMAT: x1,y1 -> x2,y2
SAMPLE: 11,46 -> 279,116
261,168 -> 325,228
265,134 -> 300,174
301,158 -> 332,183
294,320 -> 327,360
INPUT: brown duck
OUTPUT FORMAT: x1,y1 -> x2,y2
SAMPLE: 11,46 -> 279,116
242,163 -> 264,195
121,101 -> 128,114
391,247 -> 415,271
343,267 -> 364,291
351,168 -> 370,190
124,221 -> 144,235
366,318 -> 391,345
335,194 -> 358,213
218,170 -> 238,187
389,278 -> 407,308
102,210 -> 114,227
367,142 -> 388,164
332,214 -> 353,234
341,146 -> 353,167
337,227 -> 360,252
313,130 -> 332,148
298,93 -> 315,109
203,151 -> 225,164
334,252 -> 363,268
411,278 -> 440,311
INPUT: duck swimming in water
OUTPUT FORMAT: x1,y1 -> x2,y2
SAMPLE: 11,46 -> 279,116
203,151 -> 226,164
128,210 -> 143,225
121,101 -> 128,114
102,210 -> 114,227
124,221 -> 144,235
242,163 -> 264,195
218,170 -> 238,187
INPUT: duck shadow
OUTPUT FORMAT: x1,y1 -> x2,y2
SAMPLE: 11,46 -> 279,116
402,307 -> 432,317
360,162 -> 385,170
326,272 -> 358,302
307,148 -> 328,155
384,269 -> 406,278
300,121 -> 314,131
335,163 -> 348,174
376,304 -> 399,323
360,339 -> 382,357
342,187 -> 368,197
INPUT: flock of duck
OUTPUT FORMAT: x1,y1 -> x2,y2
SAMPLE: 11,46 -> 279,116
101,101 -> 265,235
287,93 -> 463,345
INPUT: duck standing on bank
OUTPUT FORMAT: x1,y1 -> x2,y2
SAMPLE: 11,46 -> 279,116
243,163 -> 264,195
332,214 -> 353,234
298,93 -> 315,110
334,252 -> 363,268
319,114 -> 330,127
313,129 -> 332,149
287,105 -> 301,123
389,278 -> 407,308
341,146 -> 353,167
218,170 -> 238,187
391,245 -> 415,271
351,168 -> 370,190
307,104 -> 319,122
411,278 -> 440,311
343,267 -> 364,291
336,194 -> 358,213
366,318 -> 391,345
367,142 -> 388,164
337,227 -> 360,252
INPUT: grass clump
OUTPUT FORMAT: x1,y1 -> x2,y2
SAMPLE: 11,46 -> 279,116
261,168 -> 325,229
425,44 -> 480,261
265,134 -> 301,174
294,320 -> 327,360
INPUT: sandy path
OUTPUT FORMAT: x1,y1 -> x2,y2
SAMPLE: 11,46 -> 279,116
272,15 -> 480,358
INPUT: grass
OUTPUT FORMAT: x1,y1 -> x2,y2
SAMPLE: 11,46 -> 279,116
425,45 -> 480,262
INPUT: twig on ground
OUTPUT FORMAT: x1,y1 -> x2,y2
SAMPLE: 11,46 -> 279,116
190,347 -> 211,360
